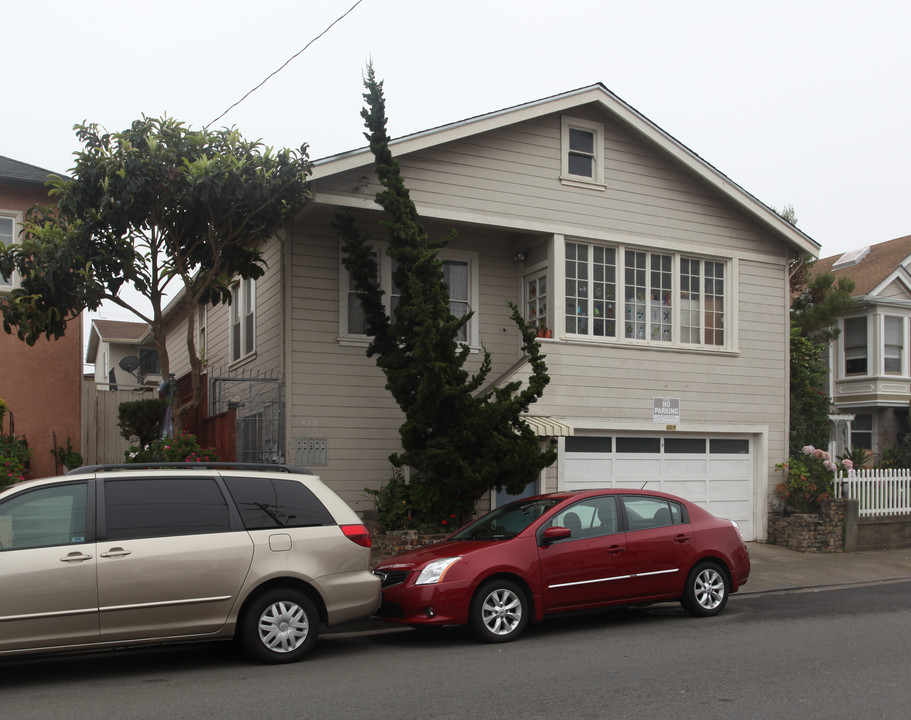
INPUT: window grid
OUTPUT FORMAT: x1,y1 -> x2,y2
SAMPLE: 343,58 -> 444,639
526,272 -> 548,333
565,242 -> 589,335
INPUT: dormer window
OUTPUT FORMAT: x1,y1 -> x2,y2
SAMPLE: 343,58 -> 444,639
561,117 -> 605,189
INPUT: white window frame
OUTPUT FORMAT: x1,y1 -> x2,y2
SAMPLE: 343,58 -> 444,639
560,116 -> 605,190
558,239 -> 730,350
230,277 -> 256,363
339,243 -> 480,348
0,212 -> 20,292
842,316 -> 868,377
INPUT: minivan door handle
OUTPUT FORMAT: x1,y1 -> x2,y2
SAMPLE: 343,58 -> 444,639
100,548 -> 132,558
60,552 -> 93,563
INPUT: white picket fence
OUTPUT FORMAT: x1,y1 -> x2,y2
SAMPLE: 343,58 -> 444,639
837,468 -> 911,518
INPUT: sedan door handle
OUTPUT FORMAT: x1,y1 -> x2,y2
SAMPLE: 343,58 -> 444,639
60,552 -> 93,563
607,545 -> 626,555
673,534 -> 692,544
100,548 -> 132,558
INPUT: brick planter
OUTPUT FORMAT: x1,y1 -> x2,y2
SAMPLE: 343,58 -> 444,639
767,498 -> 848,553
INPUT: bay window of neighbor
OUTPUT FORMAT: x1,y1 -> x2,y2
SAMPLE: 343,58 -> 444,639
884,316 -> 903,374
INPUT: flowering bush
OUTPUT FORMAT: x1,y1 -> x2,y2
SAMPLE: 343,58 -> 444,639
0,435 -> 30,488
365,469 -> 471,533
775,445 -> 854,514
125,432 -> 218,463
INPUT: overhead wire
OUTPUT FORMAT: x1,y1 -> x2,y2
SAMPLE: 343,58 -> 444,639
205,0 -> 366,130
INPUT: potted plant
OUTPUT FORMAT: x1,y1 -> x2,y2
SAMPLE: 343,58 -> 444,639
53,438 -> 83,471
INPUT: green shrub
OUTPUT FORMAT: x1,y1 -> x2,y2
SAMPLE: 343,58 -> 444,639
125,432 -> 218,463
365,469 -> 472,533
118,399 -> 168,445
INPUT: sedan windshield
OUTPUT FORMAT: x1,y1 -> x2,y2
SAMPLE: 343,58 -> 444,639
450,497 -> 563,540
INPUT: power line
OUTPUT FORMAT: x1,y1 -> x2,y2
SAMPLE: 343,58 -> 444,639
206,0 -> 366,130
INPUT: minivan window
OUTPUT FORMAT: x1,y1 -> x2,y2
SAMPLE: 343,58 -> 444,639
104,478 -> 231,540
223,476 -> 335,529
0,483 -> 88,550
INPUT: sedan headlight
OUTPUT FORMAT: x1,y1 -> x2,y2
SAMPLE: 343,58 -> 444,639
415,557 -> 462,585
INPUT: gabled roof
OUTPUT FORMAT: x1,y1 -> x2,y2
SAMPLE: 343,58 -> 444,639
0,155 -> 61,185
813,234 -> 911,297
311,83 -> 819,257
85,319 -> 151,363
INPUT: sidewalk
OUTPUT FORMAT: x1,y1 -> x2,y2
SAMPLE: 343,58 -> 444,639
742,542 -> 911,595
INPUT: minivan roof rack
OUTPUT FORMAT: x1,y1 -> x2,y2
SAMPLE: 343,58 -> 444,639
67,462 -> 314,475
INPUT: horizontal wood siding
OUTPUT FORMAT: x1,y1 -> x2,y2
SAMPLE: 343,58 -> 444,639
317,104 -> 785,260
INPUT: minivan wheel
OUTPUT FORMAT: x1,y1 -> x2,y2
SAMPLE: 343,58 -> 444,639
681,561 -> 729,617
470,579 -> 528,643
240,588 -> 319,663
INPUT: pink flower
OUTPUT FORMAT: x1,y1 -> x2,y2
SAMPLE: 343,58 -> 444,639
813,449 -> 825,460
824,460 -> 836,472
802,445 -> 815,456
842,459 -> 854,470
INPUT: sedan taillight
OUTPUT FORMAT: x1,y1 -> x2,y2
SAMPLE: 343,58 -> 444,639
341,524 -> 372,548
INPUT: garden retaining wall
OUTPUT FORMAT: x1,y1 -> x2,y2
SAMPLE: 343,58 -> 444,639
768,498 -> 911,552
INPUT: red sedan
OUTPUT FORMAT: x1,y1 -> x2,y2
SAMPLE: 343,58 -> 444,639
373,489 -> 750,642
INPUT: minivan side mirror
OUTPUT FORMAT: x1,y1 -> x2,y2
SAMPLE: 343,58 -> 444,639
541,525 -> 572,544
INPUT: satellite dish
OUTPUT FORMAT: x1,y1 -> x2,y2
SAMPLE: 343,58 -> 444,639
118,356 -> 141,373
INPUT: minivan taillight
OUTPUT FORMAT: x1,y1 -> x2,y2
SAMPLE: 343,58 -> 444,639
341,524 -> 372,548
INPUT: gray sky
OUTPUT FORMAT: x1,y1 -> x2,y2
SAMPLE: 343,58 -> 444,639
4,0 -> 909,272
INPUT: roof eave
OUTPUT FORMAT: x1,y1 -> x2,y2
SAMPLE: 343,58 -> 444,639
311,84 -> 819,258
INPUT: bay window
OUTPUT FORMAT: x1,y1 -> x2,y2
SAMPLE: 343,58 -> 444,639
562,240 -> 726,348
843,317 -> 867,375
884,316 -> 903,375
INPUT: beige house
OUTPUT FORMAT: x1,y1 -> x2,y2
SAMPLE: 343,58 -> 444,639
163,84 -> 818,541
812,234 -> 911,458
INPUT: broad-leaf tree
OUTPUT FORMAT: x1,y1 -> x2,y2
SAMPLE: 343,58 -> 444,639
0,116 -> 311,432
335,66 -> 556,526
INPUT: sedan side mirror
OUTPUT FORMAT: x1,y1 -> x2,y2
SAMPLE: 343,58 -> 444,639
541,526 -> 572,544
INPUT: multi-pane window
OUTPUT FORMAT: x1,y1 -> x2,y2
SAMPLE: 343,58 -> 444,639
681,258 -> 725,345
884,316 -> 903,374
0,216 -> 14,287
844,317 -> 867,375
562,242 -> 725,347
231,277 -> 255,362
525,272 -> 548,334
624,250 -> 672,342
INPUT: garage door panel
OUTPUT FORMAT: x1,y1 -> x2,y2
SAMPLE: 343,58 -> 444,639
565,434 -> 755,541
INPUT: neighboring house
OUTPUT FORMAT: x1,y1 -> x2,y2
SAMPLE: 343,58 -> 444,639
161,84 -> 818,541
0,155 -> 82,479
811,234 -> 911,458
85,318 -> 161,390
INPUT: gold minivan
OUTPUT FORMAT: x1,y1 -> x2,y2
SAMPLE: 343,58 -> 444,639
0,464 -> 380,663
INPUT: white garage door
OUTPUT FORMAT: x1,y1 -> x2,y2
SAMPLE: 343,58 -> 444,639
563,434 -> 755,541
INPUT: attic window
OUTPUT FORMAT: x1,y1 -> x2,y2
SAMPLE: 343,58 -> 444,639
561,117 -> 605,190
832,246 -> 870,270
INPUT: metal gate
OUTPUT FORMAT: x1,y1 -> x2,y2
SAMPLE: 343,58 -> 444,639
209,370 -> 284,464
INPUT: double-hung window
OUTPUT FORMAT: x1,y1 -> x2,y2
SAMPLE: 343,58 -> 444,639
561,117 -> 605,189
884,316 -> 904,375
342,244 -> 478,346
843,317 -> 867,375
562,241 -> 726,348
231,277 -> 255,362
